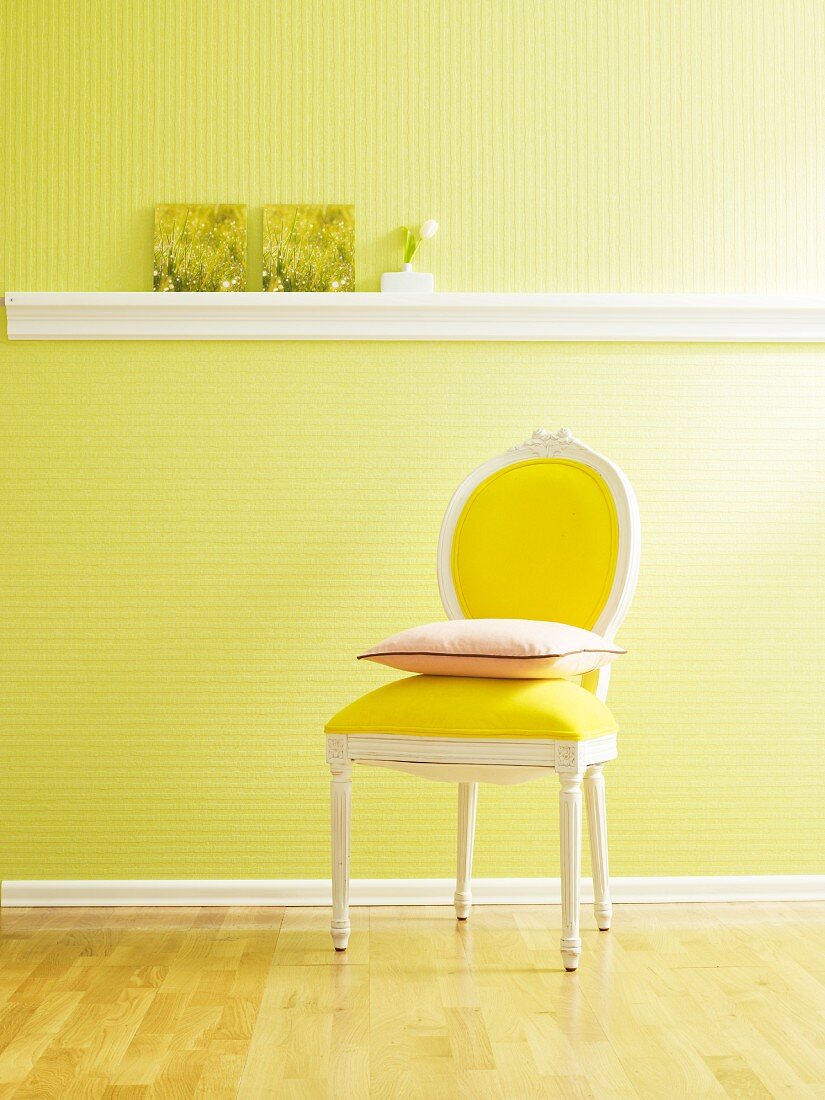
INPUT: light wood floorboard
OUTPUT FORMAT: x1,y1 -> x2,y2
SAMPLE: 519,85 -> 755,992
0,903 -> 822,1097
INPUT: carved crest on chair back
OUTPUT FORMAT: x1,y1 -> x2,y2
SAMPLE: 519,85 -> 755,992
508,426 -> 579,457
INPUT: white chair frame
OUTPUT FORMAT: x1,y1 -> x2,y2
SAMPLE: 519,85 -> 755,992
326,428 -> 641,970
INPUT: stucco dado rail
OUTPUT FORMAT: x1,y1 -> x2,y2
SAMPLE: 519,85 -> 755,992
4,292 -> 825,341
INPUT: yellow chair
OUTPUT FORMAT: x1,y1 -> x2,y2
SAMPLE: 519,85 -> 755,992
325,428 -> 641,970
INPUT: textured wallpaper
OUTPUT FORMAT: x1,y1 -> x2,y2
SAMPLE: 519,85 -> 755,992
1,0 -> 824,880
4,0 -> 825,294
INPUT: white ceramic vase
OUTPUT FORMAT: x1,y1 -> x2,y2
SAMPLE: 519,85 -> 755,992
380,262 -> 435,293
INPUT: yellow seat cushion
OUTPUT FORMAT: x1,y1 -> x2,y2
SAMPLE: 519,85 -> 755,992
325,675 -> 617,741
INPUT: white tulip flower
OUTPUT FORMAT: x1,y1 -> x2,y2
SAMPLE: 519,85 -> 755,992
401,219 -> 440,266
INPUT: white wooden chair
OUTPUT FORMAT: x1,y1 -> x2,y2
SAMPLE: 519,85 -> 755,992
325,428 -> 641,970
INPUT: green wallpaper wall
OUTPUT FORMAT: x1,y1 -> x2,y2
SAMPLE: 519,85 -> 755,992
1,0 -> 824,880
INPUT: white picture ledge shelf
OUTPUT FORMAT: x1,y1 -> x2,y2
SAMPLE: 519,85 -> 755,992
4,291 -> 825,341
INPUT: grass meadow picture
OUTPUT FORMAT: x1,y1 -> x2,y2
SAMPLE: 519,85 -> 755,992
153,204 -> 247,291
262,205 -> 354,291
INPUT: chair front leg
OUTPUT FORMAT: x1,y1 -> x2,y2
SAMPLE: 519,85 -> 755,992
330,762 -> 352,951
455,782 -> 478,920
584,764 -> 612,931
558,770 -> 583,971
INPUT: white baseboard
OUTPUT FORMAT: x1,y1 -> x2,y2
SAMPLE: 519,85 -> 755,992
2,875 -> 824,908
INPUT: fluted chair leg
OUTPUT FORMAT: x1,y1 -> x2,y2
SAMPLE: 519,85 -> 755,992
330,763 -> 352,951
558,770 -> 583,971
454,782 -> 478,920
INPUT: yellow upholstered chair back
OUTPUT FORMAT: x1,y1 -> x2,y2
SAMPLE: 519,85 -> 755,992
437,429 -> 641,645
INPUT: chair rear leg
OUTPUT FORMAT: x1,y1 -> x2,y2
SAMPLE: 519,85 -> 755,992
455,782 -> 478,920
584,764 -> 612,931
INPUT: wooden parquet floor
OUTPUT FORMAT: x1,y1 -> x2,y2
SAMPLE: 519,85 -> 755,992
0,902 -> 823,1097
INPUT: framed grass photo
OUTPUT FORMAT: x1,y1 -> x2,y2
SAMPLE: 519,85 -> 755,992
263,204 -> 354,292
154,204 -> 247,292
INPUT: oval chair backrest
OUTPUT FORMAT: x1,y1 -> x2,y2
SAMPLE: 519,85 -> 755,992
437,429 -> 641,643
